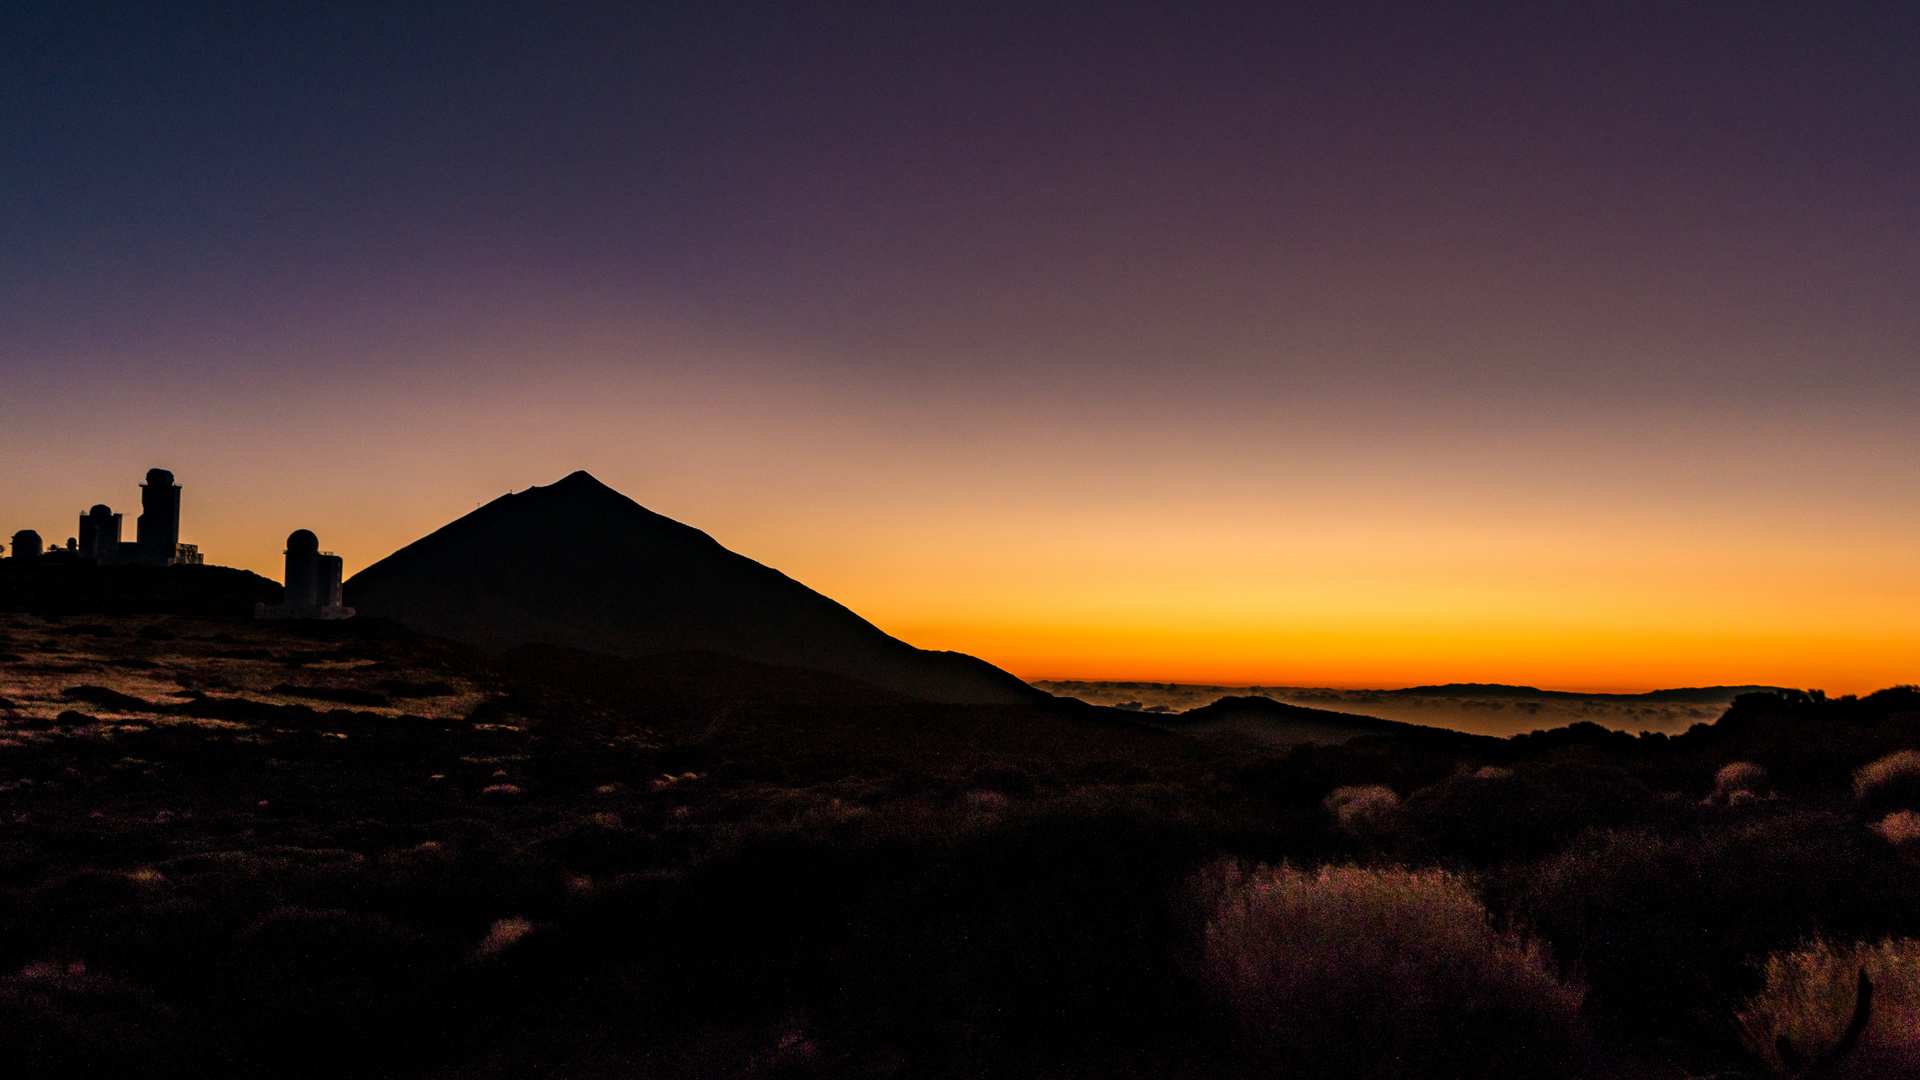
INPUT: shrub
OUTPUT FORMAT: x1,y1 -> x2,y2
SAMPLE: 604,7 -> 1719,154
1874,812 -> 1920,846
1855,751 -> 1920,813
530,814 -> 657,875
1506,815 -> 1920,1037
1322,784 -> 1401,835
0,962 -> 197,1079
1707,761 -> 1769,806
1737,938 -> 1920,1079
1199,860 -> 1584,1078
475,916 -> 533,959
225,906 -> 445,1063
845,798 -> 1208,1047
1403,762 -> 1655,862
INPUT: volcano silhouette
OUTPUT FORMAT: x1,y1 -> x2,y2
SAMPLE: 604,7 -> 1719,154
344,472 -> 1043,704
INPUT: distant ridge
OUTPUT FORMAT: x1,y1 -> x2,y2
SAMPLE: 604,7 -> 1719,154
1159,695 -> 1497,749
343,472 -> 1043,705
1034,679 -> 1779,738
1385,683 -> 1787,702
1172,694 -> 1409,733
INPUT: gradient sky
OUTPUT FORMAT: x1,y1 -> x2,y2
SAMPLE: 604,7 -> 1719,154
4,2 -> 1918,693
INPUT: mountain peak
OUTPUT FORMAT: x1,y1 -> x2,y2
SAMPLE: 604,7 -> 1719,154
345,473 -> 1041,705
547,470 -> 609,490
508,470 -> 625,504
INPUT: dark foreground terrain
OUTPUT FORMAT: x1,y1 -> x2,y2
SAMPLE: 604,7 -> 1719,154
2,605 -> 1920,1078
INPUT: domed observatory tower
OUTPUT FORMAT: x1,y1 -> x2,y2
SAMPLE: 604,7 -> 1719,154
127,469 -> 203,566
256,529 -> 355,619
78,504 -> 122,561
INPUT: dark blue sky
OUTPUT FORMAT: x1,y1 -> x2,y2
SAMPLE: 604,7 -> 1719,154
7,1 -> 1916,394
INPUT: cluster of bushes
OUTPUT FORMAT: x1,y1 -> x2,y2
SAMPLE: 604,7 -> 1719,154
1253,696 -> 1920,1077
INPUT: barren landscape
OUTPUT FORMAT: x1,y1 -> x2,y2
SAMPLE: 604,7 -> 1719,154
5,572 -> 1920,1078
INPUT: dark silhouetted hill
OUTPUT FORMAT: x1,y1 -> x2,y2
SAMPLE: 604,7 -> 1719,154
1166,694 -> 1499,749
343,471 -> 1044,704
0,560 -> 280,616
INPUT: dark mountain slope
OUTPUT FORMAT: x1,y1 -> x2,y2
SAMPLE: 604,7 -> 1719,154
343,471 -> 1042,704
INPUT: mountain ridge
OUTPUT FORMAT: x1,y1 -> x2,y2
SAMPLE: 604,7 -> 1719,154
1382,682 -> 1787,702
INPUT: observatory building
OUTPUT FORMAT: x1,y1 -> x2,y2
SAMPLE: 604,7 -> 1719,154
74,468 -> 204,566
8,468 -> 202,565
78,505 -> 121,560
256,529 -> 355,620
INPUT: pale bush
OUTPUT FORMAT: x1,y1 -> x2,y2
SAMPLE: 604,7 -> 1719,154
1323,784 -> 1401,835
475,916 -> 533,959
1199,861 -> 1584,1078
1875,811 -> 1920,846
1707,761 -> 1769,805
1738,938 -> 1920,1079
1854,751 -> 1920,802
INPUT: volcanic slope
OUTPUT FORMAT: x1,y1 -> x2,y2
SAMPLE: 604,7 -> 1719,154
344,471 -> 1041,704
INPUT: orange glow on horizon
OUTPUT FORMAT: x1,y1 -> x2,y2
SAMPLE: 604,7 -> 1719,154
895,623 -> 1915,697
5,324 -> 1917,702
879,610 -> 1920,697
